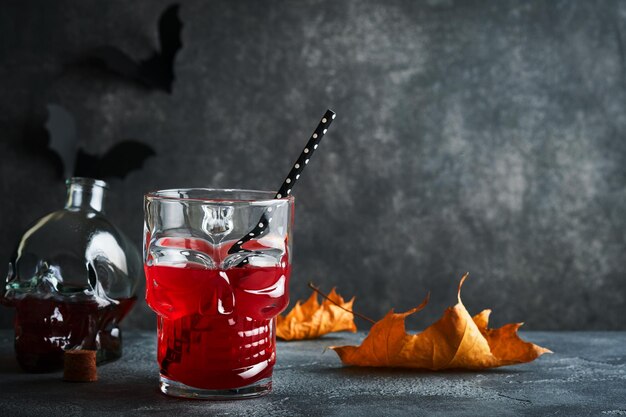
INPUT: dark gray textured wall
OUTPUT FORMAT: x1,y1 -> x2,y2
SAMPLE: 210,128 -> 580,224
1,0 -> 625,330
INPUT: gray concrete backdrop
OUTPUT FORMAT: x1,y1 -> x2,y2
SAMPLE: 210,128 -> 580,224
1,0 -> 625,330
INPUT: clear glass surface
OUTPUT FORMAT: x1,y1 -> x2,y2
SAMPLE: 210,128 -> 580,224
143,188 -> 294,399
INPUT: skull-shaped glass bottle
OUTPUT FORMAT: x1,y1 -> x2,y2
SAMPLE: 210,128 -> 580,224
1,177 -> 141,372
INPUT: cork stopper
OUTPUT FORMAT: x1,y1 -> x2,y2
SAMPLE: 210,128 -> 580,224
63,350 -> 98,382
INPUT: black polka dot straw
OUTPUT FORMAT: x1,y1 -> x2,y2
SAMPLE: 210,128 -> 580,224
228,109 -> 336,256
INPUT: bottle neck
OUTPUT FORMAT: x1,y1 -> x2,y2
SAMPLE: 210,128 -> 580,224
64,178 -> 108,213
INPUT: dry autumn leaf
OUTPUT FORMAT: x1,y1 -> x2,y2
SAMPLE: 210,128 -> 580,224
277,287 -> 357,341
331,273 -> 551,369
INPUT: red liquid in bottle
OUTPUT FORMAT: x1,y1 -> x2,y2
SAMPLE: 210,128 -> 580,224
145,240 -> 290,390
6,297 -> 136,372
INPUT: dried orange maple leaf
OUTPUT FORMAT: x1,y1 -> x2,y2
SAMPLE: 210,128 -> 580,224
331,274 -> 551,369
276,288 -> 357,341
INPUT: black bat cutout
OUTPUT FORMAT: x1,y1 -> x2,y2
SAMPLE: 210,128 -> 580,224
83,3 -> 182,93
46,104 -> 156,180
46,104 -> 78,178
74,142 -> 156,179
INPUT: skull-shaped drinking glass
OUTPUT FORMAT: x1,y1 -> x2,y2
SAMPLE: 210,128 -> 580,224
144,189 -> 294,399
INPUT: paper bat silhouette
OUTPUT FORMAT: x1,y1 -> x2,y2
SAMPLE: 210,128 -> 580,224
83,3 -> 182,93
46,104 -> 155,179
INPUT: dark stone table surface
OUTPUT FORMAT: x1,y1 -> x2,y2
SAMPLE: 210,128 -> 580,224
0,330 -> 624,416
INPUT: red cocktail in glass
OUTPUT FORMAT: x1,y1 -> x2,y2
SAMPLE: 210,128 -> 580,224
144,189 -> 293,399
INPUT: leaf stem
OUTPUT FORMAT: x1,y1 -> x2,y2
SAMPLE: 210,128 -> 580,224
308,282 -> 376,324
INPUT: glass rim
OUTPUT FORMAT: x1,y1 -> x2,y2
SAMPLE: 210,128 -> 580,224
144,188 -> 295,204
66,177 -> 109,189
